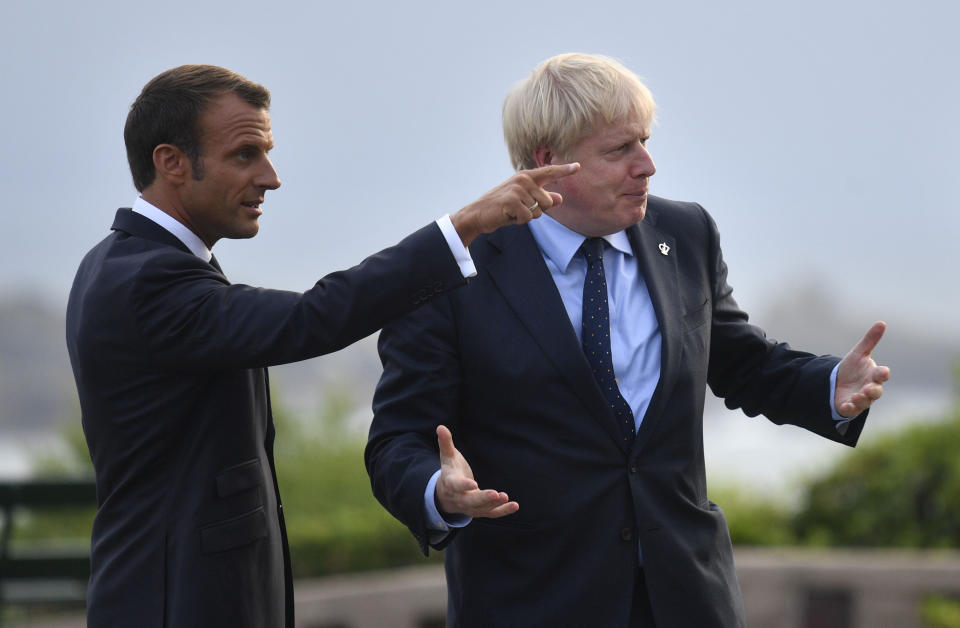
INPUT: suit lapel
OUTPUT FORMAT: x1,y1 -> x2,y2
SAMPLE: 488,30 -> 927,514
483,226 -> 630,452
627,210 -> 683,454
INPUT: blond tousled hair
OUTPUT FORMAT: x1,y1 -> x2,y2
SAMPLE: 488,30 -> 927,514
502,53 -> 656,171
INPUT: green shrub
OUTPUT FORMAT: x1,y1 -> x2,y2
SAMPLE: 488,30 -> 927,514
710,485 -> 796,546
793,411 -> 960,548
286,513 -> 440,577
921,595 -> 960,628
272,392 -> 434,576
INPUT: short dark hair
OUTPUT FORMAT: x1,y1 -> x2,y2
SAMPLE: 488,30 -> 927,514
123,65 -> 271,191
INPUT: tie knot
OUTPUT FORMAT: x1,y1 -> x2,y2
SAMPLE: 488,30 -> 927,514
579,237 -> 606,264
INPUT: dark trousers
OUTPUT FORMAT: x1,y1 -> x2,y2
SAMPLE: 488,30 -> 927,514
629,568 -> 655,627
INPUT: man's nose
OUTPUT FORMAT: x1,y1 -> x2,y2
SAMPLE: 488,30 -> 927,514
631,146 -> 656,178
258,157 -> 281,190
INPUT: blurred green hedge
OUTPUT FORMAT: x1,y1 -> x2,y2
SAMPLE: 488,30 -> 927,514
793,412 -> 960,548
272,396 -> 442,577
921,595 -> 960,628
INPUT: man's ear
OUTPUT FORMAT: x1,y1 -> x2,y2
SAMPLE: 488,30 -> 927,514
152,144 -> 190,184
533,146 -> 554,168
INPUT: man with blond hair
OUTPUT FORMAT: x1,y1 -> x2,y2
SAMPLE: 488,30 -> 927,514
366,53 -> 889,626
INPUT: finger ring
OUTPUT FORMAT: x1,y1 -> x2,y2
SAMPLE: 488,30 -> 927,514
527,201 -> 539,213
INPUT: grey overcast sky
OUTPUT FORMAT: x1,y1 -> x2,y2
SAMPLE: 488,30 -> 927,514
2,0 -> 958,340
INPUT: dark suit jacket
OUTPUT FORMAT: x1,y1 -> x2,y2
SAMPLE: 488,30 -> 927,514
365,197 -> 866,627
66,209 -> 465,628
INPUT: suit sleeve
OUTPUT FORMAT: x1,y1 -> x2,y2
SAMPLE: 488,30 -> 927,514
365,294 -> 463,554
127,222 -> 466,370
698,206 -> 867,446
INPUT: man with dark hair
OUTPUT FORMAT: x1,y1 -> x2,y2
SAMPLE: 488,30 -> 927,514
123,65 -> 272,191
66,64 -> 578,628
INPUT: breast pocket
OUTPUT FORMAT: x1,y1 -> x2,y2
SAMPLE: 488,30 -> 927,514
683,298 -> 710,332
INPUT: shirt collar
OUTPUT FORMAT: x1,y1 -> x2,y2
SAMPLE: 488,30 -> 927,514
131,197 -> 213,261
528,212 -> 633,272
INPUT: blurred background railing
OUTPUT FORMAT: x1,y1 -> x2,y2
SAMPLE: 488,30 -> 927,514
0,479 -> 95,624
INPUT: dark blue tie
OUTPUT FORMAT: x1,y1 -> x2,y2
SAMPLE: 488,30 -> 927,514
580,238 -> 635,445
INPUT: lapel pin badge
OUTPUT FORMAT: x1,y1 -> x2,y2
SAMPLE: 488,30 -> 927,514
658,242 -> 670,256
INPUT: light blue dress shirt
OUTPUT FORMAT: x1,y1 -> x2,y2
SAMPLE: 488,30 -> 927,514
527,213 -> 662,429
424,214 -> 663,535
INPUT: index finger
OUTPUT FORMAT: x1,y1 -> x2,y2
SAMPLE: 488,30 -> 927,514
853,321 -> 886,357
525,162 -> 581,185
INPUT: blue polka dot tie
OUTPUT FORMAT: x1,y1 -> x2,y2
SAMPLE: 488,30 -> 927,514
580,238 -> 636,445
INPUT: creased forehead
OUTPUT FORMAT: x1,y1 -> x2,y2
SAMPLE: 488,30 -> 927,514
199,93 -> 273,146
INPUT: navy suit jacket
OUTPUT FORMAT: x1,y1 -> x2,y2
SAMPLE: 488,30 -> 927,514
365,197 -> 866,627
66,209 -> 465,628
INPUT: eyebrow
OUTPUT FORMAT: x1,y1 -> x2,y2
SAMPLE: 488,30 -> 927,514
229,134 -> 274,152
606,130 -> 648,146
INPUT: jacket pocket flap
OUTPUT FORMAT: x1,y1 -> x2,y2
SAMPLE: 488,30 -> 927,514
216,458 -> 262,497
683,299 -> 710,331
200,507 -> 267,554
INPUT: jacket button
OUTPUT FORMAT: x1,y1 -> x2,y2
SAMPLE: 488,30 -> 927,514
620,527 -> 633,541
629,462 -> 638,474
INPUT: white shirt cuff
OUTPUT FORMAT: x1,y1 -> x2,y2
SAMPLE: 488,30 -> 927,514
436,214 -> 477,278
829,363 -> 852,435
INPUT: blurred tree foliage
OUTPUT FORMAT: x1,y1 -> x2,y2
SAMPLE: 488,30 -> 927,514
15,407 -> 95,542
921,595 -> 960,628
271,390 -> 441,576
32,407 -> 93,479
792,409 -> 960,548
710,486 -> 795,546
722,363 -> 960,549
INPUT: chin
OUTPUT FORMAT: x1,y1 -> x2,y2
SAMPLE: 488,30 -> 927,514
631,199 -> 648,222
617,206 -> 646,227
228,226 -> 260,240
